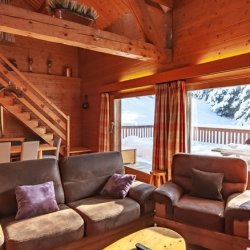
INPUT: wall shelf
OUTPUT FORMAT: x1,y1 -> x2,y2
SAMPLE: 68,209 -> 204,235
22,72 -> 81,82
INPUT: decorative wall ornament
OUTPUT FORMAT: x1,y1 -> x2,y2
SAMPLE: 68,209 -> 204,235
27,57 -> 33,72
0,0 -> 15,43
46,0 -> 98,26
47,58 -> 52,74
64,66 -> 72,77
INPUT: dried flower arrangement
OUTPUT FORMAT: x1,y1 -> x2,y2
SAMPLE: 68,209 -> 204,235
46,0 -> 99,22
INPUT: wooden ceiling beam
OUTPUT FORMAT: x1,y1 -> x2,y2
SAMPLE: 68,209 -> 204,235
0,4 -> 163,62
101,53 -> 250,93
127,0 -> 163,49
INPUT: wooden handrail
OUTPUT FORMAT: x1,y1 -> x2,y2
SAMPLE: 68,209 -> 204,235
0,54 -> 68,120
0,54 -> 70,152
0,64 -> 66,130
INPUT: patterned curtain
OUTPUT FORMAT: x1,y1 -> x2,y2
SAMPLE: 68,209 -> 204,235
152,80 -> 186,179
98,93 -> 110,152
0,106 -> 4,137
0,0 -> 15,43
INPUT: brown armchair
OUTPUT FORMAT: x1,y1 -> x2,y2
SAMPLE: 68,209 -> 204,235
154,153 -> 250,250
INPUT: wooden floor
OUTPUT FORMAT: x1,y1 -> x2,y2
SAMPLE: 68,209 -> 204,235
187,244 -> 208,250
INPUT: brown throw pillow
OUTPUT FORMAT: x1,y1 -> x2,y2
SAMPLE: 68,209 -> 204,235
190,168 -> 224,201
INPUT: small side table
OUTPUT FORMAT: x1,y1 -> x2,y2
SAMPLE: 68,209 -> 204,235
149,170 -> 167,187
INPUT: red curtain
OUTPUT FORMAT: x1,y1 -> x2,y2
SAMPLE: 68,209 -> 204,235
152,80 -> 186,179
98,93 -> 110,152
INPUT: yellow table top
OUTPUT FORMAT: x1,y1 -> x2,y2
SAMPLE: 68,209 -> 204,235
104,227 -> 185,250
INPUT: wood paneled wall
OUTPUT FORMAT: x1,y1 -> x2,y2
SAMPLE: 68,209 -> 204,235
27,73 -> 82,147
0,35 -> 79,77
79,0 -> 250,150
2,0 -> 250,151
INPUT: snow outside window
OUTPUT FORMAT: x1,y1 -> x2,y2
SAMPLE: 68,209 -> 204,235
121,95 -> 155,173
189,85 -> 250,170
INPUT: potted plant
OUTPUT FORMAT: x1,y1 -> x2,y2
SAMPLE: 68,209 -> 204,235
46,0 -> 99,26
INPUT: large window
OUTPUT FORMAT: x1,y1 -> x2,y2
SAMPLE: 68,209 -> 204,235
115,95 -> 155,173
189,85 -> 250,169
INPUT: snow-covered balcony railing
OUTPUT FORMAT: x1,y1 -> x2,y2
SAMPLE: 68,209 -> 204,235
193,126 -> 250,145
121,125 -> 153,139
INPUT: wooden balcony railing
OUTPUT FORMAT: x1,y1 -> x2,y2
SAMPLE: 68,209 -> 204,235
121,125 -> 153,139
193,126 -> 250,145
121,125 -> 250,146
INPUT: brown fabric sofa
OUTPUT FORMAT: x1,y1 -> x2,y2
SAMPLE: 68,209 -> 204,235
154,153 -> 250,250
0,151 -> 155,250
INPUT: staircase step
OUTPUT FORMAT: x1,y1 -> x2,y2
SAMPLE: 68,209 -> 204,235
0,96 -> 14,106
19,112 -> 31,120
43,133 -> 54,141
35,126 -> 47,135
28,119 -> 39,127
7,104 -> 22,113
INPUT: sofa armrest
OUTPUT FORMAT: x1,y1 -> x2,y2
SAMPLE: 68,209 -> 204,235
128,181 -> 156,215
225,190 -> 250,235
154,181 -> 183,219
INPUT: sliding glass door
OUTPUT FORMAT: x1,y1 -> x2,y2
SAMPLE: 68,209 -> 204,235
113,95 -> 155,173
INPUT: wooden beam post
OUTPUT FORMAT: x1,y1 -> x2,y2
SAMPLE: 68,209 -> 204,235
127,0 -> 164,48
150,0 -> 174,9
0,4 -> 163,62
127,0 -> 172,61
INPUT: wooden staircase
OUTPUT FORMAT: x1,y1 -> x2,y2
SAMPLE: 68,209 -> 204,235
0,54 -> 70,156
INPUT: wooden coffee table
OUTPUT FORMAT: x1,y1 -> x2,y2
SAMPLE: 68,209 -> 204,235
104,227 -> 185,250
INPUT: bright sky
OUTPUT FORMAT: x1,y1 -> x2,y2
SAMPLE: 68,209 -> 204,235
121,95 -> 155,125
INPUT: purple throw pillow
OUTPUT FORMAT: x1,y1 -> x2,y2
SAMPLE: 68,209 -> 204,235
15,181 -> 59,220
100,173 -> 136,199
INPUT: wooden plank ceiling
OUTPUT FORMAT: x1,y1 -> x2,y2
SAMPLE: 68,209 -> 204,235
22,0 -> 173,44
5,0 -> 173,61
0,4 -> 163,61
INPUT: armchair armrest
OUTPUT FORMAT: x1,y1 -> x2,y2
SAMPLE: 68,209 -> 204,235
154,181 -> 183,219
128,181 -> 156,215
0,224 -> 4,250
225,190 -> 250,234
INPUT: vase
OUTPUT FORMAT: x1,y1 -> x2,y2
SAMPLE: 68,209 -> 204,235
54,9 -> 94,26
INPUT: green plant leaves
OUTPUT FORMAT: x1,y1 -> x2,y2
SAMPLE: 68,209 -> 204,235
46,0 -> 99,20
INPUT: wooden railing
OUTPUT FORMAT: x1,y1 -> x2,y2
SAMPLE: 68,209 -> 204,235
0,54 -> 70,155
121,125 -> 153,139
193,126 -> 250,145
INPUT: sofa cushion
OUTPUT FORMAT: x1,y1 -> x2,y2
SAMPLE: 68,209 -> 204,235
0,224 -> 4,250
0,159 -> 64,218
1,204 -> 84,250
190,168 -> 224,201
174,195 -> 225,232
100,173 -> 136,199
68,195 -> 140,236
59,152 -> 124,203
15,181 -> 59,220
